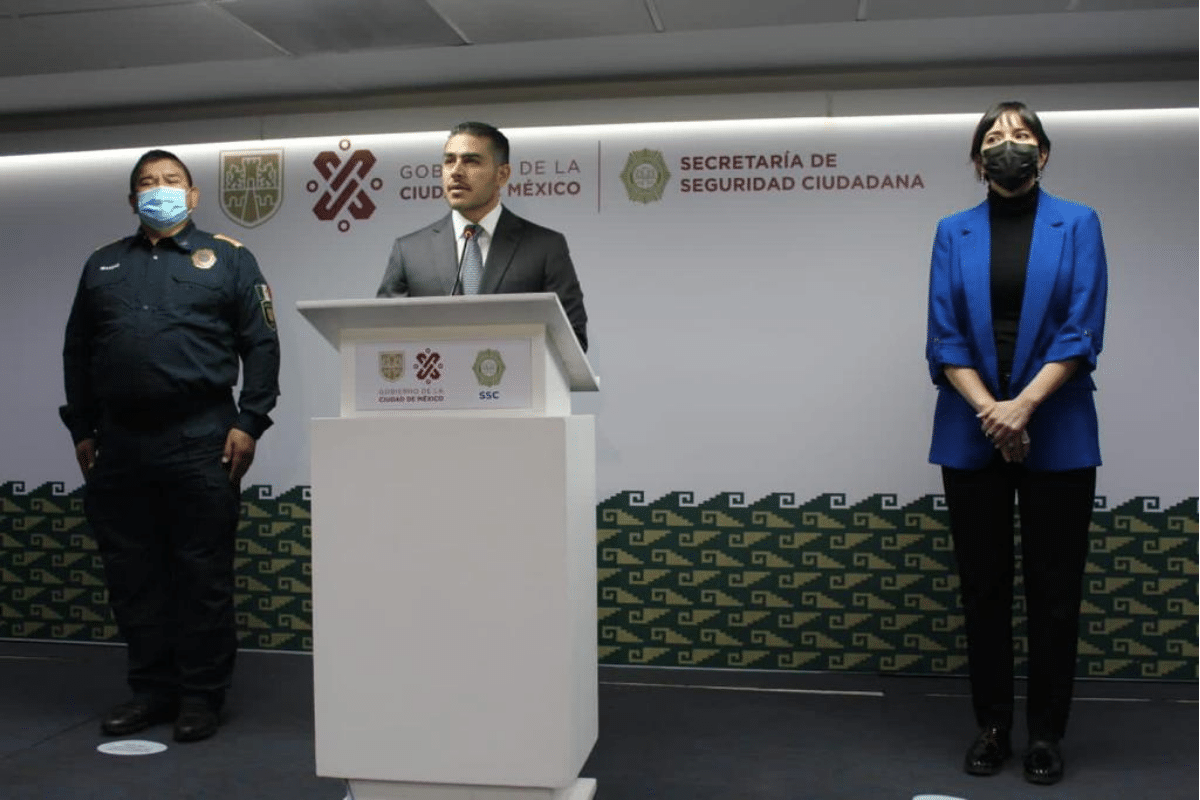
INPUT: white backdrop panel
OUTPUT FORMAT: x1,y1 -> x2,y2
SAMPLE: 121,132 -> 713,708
1,109 -> 1195,506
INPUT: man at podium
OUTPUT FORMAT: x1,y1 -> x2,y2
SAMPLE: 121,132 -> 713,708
376,121 -> 589,351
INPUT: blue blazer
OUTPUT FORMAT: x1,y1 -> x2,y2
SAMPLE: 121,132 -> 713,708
926,189 -> 1108,471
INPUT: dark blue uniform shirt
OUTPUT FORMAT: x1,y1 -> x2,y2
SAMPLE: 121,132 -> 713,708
62,221 -> 280,442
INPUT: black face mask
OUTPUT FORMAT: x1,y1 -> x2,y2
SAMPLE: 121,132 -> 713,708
980,141 -> 1040,192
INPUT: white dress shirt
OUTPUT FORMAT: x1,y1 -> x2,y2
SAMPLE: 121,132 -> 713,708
450,204 -> 503,265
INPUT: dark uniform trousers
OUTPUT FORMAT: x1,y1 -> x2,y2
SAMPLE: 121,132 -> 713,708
85,396 -> 241,705
942,454 -> 1096,742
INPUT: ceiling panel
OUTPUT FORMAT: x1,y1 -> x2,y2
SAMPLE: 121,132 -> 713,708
861,0 -> 1070,20
218,0 -> 463,56
0,4 -> 280,76
860,0 -> 1200,18
1074,0 -> 1196,9
426,0 -> 654,44
0,2 -> 1193,122
652,0 -> 857,31
0,0 -> 191,13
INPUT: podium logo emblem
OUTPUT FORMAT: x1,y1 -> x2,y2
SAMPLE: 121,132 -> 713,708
220,150 -> 283,228
620,149 -> 671,204
415,348 -> 443,384
472,349 -> 505,387
379,351 -> 405,382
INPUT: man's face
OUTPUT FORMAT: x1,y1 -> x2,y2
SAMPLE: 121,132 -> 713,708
128,158 -> 199,213
441,133 -> 510,222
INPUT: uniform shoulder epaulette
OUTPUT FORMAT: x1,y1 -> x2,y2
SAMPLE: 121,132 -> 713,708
213,233 -> 244,248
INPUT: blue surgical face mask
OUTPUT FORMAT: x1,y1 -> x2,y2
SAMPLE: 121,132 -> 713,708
136,186 -> 190,231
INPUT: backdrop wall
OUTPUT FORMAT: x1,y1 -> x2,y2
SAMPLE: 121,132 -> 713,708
1,96 -> 1195,679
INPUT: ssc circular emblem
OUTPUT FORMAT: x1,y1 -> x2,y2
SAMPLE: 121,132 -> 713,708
472,349 -> 505,387
191,248 -> 217,269
620,149 -> 671,204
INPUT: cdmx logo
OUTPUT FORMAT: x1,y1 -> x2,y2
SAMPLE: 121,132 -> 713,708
307,139 -> 383,232
415,348 -> 444,384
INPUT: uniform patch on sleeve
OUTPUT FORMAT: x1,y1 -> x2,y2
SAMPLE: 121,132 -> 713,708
255,284 -> 276,330
214,233 -> 244,248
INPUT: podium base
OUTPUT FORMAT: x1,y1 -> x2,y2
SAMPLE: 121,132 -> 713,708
344,778 -> 597,800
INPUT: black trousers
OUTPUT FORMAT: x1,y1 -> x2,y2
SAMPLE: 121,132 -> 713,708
942,455 -> 1095,742
85,400 -> 240,704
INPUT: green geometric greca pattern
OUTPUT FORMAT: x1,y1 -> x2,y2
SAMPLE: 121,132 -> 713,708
597,491 -> 1197,679
1,481 -> 1195,680
0,482 -> 313,651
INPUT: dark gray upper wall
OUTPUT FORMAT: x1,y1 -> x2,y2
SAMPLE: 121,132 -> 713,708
0,1 -> 1194,154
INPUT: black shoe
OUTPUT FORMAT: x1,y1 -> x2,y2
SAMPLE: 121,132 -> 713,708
100,696 -> 177,736
173,697 -> 220,743
1023,739 -> 1064,785
964,724 -> 1012,776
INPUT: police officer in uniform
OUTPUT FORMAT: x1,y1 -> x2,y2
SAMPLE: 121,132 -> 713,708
61,149 -> 280,743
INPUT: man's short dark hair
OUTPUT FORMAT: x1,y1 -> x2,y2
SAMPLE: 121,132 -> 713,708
448,122 -> 510,165
129,149 -> 193,195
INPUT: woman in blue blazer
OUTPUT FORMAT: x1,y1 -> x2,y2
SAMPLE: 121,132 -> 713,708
925,102 -> 1107,786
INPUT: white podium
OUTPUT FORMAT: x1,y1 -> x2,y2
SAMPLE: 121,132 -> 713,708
298,293 -> 599,800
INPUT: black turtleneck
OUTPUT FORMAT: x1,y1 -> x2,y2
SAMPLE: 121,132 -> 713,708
988,186 -> 1039,393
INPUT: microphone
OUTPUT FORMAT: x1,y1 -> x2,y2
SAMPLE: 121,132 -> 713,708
450,225 -> 476,296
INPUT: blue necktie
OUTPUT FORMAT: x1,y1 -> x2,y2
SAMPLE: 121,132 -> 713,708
461,224 -> 483,295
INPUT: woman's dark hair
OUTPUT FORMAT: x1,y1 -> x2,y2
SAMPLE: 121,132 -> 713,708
969,101 -> 1051,164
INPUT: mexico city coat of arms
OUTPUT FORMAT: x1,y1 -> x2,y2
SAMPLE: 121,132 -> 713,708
220,150 -> 283,228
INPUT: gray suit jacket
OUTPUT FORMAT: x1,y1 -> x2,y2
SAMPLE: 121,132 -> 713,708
376,207 -> 588,351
